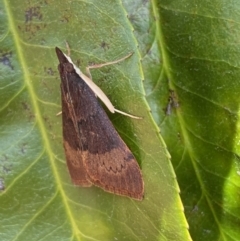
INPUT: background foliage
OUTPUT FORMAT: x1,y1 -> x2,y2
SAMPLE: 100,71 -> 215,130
1,0 -> 240,240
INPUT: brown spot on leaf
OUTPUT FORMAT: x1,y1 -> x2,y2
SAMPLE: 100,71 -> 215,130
19,143 -> 28,154
21,101 -> 30,111
25,6 -> 42,23
44,67 -> 55,76
43,116 -> 53,129
0,178 -> 5,191
165,90 -> 180,115
21,101 -> 35,121
0,52 -> 13,70
100,41 -> 110,50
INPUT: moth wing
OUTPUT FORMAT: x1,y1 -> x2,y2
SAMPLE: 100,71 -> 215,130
61,73 -> 92,187
79,106 -> 144,200
56,47 -> 143,199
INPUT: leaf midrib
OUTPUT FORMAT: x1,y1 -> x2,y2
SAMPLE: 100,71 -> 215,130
3,1 -> 81,239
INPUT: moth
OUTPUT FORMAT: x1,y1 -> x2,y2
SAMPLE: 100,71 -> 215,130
55,47 -> 144,200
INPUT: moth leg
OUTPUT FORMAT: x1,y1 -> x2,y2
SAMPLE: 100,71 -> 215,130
61,45 -> 140,119
113,109 -> 141,119
84,53 -> 141,119
85,52 -> 133,79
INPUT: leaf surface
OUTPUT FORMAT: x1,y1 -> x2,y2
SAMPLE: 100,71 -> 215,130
0,0 -> 190,241
145,1 -> 240,241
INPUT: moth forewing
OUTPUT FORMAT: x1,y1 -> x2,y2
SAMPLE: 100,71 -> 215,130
56,47 -> 144,200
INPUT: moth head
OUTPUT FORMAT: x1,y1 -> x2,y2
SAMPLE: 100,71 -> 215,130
55,47 -> 76,75
55,47 -> 68,64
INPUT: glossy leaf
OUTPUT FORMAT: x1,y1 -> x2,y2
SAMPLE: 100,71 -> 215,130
145,1 -> 240,241
4,0 -> 237,241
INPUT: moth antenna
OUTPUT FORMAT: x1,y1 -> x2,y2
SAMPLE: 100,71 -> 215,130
65,41 -> 71,56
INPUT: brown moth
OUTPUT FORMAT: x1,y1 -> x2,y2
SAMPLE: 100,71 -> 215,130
55,47 -> 144,200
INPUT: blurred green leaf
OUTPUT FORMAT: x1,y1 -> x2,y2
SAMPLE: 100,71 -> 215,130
3,0 -> 239,241
0,0 -> 190,241
143,1 -> 240,241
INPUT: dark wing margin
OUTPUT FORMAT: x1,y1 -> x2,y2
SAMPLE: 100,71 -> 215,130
80,105 -> 144,200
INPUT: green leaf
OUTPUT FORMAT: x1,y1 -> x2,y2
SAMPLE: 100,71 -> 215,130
0,0 -> 189,241
144,1 -> 240,241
